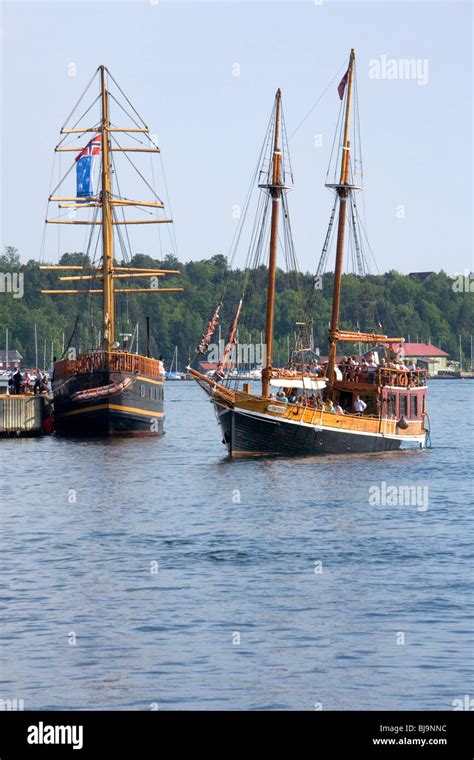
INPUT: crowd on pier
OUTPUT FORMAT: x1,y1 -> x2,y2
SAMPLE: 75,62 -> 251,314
7,367 -> 48,395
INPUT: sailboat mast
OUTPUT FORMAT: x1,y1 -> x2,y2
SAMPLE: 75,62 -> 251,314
327,49 -> 355,385
262,88 -> 282,398
100,65 -> 115,352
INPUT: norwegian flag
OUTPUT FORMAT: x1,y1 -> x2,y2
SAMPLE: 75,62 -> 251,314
75,133 -> 101,198
337,69 -> 349,101
75,133 -> 102,161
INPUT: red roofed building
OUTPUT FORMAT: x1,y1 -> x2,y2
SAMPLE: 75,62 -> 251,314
199,360 -> 236,372
383,342 -> 449,375
199,361 -> 218,372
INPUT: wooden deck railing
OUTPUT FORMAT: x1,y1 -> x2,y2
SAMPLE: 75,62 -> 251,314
54,351 -> 164,380
341,366 -> 427,388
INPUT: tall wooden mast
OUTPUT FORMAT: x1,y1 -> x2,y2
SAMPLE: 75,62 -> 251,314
261,89 -> 282,398
327,49 -> 356,385
41,65 -> 183,323
100,65 -> 115,352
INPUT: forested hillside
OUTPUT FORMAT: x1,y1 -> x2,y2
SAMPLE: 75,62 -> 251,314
0,247 -> 472,369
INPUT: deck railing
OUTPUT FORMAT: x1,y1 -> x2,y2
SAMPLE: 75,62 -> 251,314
54,351 -> 164,380
341,366 -> 427,388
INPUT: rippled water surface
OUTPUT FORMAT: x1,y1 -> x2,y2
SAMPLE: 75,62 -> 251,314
0,380 -> 472,710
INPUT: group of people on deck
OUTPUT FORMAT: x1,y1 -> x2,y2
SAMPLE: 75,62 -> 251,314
339,353 -> 417,383
286,358 -> 325,377
7,367 -> 48,395
270,389 -> 369,416
286,352 -> 418,384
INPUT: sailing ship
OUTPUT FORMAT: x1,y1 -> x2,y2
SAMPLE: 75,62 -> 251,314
40,66 -> 182,436
189,49 -> 429,456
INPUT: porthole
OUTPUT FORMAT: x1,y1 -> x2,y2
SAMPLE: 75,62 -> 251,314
140,384 -> 145,398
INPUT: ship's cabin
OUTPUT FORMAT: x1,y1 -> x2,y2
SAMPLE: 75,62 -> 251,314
333,367 -> 427,420
272,360 -> 427,422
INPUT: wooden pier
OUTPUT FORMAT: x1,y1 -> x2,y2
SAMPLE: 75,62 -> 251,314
0,394 -> 53,436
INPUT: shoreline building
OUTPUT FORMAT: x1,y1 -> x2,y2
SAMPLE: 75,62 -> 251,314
0,349 -> 23,370
384,342 -> 449,376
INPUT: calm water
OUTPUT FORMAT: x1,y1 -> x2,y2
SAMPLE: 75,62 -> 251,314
0,380 -> 472,710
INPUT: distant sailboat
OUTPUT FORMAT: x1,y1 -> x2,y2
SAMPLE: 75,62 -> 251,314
190,50 -> 429,456
165,346 -> 185,380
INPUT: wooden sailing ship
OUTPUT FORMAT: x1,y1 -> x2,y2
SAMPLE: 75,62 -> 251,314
41,66 -> 182,436
189,49 -> 429,456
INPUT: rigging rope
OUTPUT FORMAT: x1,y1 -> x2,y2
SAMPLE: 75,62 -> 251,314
106,69 -> 148,128
60,68 -> 99,132
288,61 -> 347,141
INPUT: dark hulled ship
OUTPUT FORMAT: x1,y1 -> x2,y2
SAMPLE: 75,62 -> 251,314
52,351 -> 165,436
190,49 -> 429,456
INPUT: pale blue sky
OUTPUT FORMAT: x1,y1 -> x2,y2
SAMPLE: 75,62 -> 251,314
1,0 -> 472,273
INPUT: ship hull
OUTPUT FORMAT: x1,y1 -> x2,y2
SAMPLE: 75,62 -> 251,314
53,370 -> 164,437
189,368 -> 427,458
217,405 -> 405,457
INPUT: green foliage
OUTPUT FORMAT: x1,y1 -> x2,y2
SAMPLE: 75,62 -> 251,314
0,247 -> 472,369
0,246 -> 21,271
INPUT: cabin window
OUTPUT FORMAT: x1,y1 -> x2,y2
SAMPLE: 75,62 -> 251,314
388,394 -> 397,417
410,395 -> 418,418
400,395 -> 408,416
140,384 -> 145,398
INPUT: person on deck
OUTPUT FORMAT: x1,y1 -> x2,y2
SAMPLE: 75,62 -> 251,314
367,357 -> 378,383
347,356 -> 359,381
359,360 -> 369,380
354,395 -> 367,414
334,402 -> 344,414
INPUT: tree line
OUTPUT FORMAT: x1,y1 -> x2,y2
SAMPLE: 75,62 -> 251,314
0,247 -> 472,369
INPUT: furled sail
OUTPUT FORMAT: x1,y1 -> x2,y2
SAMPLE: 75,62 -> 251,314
217,298 -> 242,371
197,303 -> 221,355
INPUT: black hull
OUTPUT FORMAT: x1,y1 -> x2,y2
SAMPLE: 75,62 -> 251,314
217,406 -> 403,457
53,370 -> 164,437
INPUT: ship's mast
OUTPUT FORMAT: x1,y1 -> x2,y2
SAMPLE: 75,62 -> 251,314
262,89 -> 282,398
40,66 -> 183,341
100,65 -> 115,352
327,49 -> 356,386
